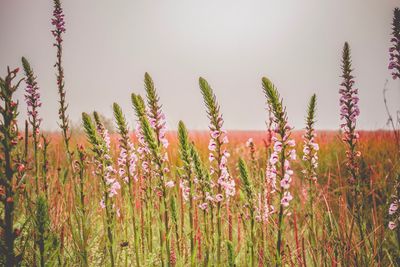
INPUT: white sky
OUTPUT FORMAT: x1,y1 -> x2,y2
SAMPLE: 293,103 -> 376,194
1,0 -> 399,131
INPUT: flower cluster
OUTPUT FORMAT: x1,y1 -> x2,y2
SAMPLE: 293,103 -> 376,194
150,109 -> 170,175
388,198 -> 399,230
25,83 -> 42,133
22,58 -> 42,136
136,125 -> 151,173
149,110 -> 169,149
208,125 -> 235,199
51,0 -> 66,44
302,94 -> 319,184
389,8 -> 400,79
302,134 -> 319,181
96,125 -> 120,206
267,134 -> 296,208
117,139 -> 138,183
179,180 -> 190,201
263,77 -> 296,210
255,193 -> 275,222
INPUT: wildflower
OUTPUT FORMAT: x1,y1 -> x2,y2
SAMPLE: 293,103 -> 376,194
51,0 -> 66,42
263,76 -> 297,265
280,176 -> 291,190
199,202 -> 208,210
179,180 -> 190,201
165,180 -> 175,188
215,194 -> 223,202
266,132 -> 296,208
209,153 -> 215,162
280,192 -> 293,207
117,143 -> 138,183
302,95 -> 319,183
52,0 -> 72,159
100,198 -> 106,209
17,164 -> 25,173
22,57 -> 42,136
389,202 -> 398,215
0,67 -> 25,265
274,141 -> 283,152
200,77 -> 236,199
339,42 -> 361,186
246,138 -> 253,147
388,221 -> 397,230
211,130 -> 220,139
208,139 -> 216,151
144,73 -> 169,149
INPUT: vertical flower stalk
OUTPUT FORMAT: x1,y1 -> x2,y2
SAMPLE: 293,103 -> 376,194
135,123 -> 154,255
22,57 -> 42,194
82,112 -> 120,266
144,73 -> 169,150
143,73 -> 171,258
389,8 -> 400,80
190,141 -> 212,266
388,8 -> 400,246
113,103 -> 140,266
302,94 -> 319,233
132,93 -> 171,267
177,121 -> 195,266
339,43 -> 361,194
72,144 -> 89,266
0,67 -> 24,266
52,0 -> 71,159
199,77 -> 235,264
339,42 -> 367,263
262,77 -> 296,267
35,194 -> 51,267
238,158 -> 256,267
301,94 -> 319,261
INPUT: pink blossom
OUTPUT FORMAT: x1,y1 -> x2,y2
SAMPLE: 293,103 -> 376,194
269,152 -> 279,165
388,221 -> 397,230
208,139 -> 216,151
165,180 -> 175,188
389,202 -> 398,215
199,203 -> 208,210
100,198 -> 106,209
215,194 -> 223,202
246,138 -> 253,147
274,141 -> 283,152
209,153 -> 215,162
24,82 -> 42,134
51,0 -> 66,43
287,139 -> 295,147
289,149 -> 297,160
280,192 -> 293,207
210,130 -> 220,139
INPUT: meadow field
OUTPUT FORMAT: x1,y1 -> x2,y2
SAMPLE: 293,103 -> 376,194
1,1 -> 400,266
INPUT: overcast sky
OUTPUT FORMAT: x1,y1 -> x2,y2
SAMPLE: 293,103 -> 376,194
0,0 -> 399,131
